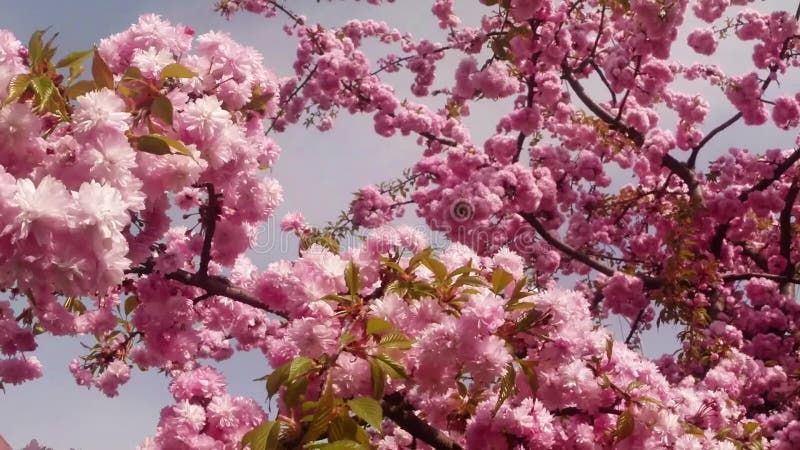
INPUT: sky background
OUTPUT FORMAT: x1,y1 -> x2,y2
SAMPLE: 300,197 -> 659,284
0,1 -> 797,448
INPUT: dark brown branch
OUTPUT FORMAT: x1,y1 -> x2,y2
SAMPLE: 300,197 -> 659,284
687,112 -> 742,169
710,147 -> 800,257
519,212 -> 615,277
197,183 -> 219,277
743,147 -> 800,199
554,406 -> 623,416
512,73 -> 537,163
519,212 -> 662,289
266,65 -> 318,136
722,272 -> 800,284
779,179 -> 800,294
562,66 -> 699,198
625,308 -> 646,345
166,269 -> 287,319
268,0 -> 305,25
734,241 -> 769,272
382,392 -> 464,450
562,65 -> 644,147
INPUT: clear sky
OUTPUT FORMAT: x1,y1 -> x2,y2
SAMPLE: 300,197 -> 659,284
0,1 -> 796,448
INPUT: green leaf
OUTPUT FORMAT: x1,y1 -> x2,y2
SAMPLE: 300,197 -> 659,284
150,95 -> 173,126
378,332 -> 413,350
506,302 -> 536,311
134,135 -> 171,155
492,364 -> 517,416
122,66 -> 143,81
288,356 -> 315,381
284,377 -> 308,408
67,64 -> 84,84
64,297 -> 86,314
382,259 -> 406,275
407,248 -> 433,272
66,80 -> 97,100
369,359 -> 385,399
743,421 -> 760,435
421,254 -> 448,282
366,318 -> 393,336
508,278 -> 532,305
241,421 -> 280,450
491,269 -> 514,293
158,135 -> 193,157
517,358 -> 538,395
92,49 -> 114,90
448,264 -> 476,278
133,134 -> 192,157
28,29 -> 46,67
515,308 -> 550,333
322,294 -> 355,305
302,377 -> 335,443
345,262 -> 360,297
160,62 -> 198,80
243,89 -> 275,113
347,397 -> 383,433
266,362 -> 290,399
452,275 -> 488,288
55,49 -> 92,69
328,414 -> 361,442
4,73 -> 31,105
29,76 -> 55,108
124,295 -> 139,316
374,354 -> 407,379
314,440 -> 366,450
613,409 -> 635,443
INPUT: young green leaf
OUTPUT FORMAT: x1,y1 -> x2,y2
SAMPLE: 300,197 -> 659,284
288,356 -> 315,381
124,295 -> 139,316
613,409 -> 635,443
369,359 -> 386,399
55,49 -> 92,69
314,441 -> 366,450
378,332 -> 413,350
492,364 -> 517,416
241,421 -> 280,450
28,30 -> 47,67
150,95 -> 174,126
491,269 -> 514,293
4,74 -> 31,105
302,376 -> 335,443
345,262 -> 360,296
92,49 -> 114,90
366,317 -> 393,336
347,397 -> 383,433
160,63 -> 198,80
134,135 -> 172,155
66,80 -> 97,100
374,354 -> 408,379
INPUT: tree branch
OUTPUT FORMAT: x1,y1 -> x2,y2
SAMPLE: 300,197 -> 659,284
779,179 -> 799,294
710,147 -> 800,257
562,66 -> 699,198
512,73 -> 537,163
197,183 -> 220,277
721,272 -> 800,284
382,392 -> 464,450
625,307 -> 646,345
519,213 -> 662,289
519,212 -> 615,277
166,269 -> 288,319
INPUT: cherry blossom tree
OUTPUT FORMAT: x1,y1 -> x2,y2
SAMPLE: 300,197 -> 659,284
2,0 -> 800,448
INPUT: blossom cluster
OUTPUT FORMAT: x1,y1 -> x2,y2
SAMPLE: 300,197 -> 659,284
4,0 -> 800,449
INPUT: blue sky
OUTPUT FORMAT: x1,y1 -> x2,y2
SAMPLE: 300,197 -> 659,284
0,0 -> 796,448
